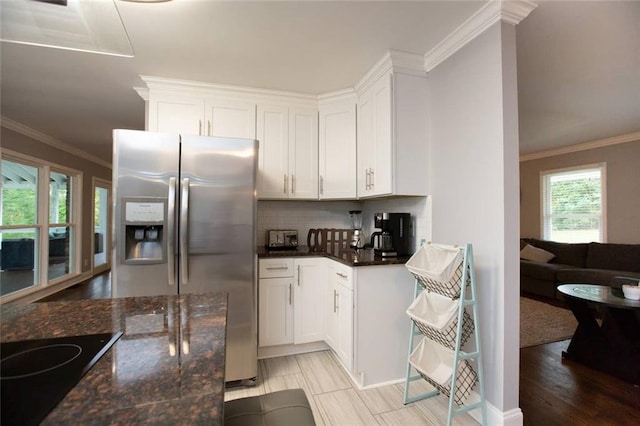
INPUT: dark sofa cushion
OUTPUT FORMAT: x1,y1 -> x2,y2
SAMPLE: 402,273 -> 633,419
523,238 -> 589,267
520,260 -> 571,281
557,268 -> 640,286
586,242 -> 640,273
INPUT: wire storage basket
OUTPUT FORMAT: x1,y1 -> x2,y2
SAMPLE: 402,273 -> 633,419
406,291 -> 474,350
405,244 -> 469,299
408,338 -> 478,406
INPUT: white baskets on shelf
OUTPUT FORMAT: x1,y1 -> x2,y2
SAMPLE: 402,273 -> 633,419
408,338 -> 478,406
405,244 -> 469,299
406,290 -> 474,350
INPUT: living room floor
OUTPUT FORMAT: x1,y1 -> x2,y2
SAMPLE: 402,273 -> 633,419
38,272 -> 640,424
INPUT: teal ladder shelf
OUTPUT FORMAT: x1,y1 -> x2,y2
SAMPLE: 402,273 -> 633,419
402,243 -> 487,426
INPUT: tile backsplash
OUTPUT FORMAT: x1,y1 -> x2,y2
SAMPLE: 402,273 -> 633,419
257,197 -> 431,251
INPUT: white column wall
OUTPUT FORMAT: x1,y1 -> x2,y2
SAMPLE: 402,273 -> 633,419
427,22 -> 521,423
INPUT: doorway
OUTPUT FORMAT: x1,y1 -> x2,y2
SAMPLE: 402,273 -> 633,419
92,178 -> 111,274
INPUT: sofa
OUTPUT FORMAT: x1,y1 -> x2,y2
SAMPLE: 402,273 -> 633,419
520,237 -> 640,302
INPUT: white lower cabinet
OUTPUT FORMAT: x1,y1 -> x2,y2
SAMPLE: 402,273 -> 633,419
326,261 -> 354,370
293,258 -> 326,344
258,258 -> 324,347
258,256 -> 413,388
259,276 -> 294,347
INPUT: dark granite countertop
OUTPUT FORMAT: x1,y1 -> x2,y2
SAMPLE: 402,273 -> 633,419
1,292 -> 228,425
256,245 -> 412,267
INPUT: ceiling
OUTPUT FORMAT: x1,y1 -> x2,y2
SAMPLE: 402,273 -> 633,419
1,1 -> 638,163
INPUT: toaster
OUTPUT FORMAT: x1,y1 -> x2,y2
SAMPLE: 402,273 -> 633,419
266,230 -> 298,249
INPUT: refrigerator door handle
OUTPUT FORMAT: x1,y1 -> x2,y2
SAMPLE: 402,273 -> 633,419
168,177 -> 177,286
180,177 -> 190,284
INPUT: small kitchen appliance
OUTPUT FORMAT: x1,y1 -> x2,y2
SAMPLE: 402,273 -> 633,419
370,212 -> 412,257
266,230 -> 298,250
349,210 -> 365,249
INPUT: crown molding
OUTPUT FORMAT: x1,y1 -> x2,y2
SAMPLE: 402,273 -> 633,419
0,116 -> 111,169
355,49 -> 425,94
519,131 -> 640,162
139,75 -> 318,105
134,86 -> 149,101
424,0 -> 537,72
318,87 -> 357,105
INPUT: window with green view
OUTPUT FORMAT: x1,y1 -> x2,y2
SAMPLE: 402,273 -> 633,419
541,164 -> 605,243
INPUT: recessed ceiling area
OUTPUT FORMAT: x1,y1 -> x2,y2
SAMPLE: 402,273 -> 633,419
1,1 -> 638,162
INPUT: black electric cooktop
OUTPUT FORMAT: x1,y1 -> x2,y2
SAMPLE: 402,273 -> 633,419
1,332 -> 122,425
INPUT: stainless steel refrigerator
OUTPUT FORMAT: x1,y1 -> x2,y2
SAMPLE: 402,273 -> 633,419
112,129 -> 258,385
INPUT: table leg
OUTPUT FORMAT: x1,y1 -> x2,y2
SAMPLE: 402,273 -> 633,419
562,299 -> 640,385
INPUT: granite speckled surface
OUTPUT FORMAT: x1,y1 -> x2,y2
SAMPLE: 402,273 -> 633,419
256,245 -> 412,266
1,292 -> 228,425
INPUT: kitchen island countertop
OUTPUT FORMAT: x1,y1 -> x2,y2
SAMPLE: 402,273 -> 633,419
256,245 -> 412,266
1,292 -> 228,425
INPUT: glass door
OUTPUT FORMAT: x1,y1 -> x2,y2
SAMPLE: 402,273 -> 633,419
92,179 -> 111,274
0,158 -> 40,296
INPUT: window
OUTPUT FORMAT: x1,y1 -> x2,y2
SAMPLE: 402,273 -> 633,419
541,164 -> 606,243
1,153 -> 81,298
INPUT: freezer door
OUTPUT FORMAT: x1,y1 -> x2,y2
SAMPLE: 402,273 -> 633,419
112,129 -> 179,297
180,135 -> 258,382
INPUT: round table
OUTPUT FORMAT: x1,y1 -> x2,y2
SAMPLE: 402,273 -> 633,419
557,284 -> 640,385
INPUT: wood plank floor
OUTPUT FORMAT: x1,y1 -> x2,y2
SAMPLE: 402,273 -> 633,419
38,272 -> 640,424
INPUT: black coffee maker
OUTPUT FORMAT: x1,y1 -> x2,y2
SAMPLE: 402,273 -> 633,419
369,212 -> 412,257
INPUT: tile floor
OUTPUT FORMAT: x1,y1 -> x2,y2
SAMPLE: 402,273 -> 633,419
224,350 -> 479,425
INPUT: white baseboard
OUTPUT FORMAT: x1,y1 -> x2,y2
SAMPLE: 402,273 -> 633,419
258,341 -> 329,359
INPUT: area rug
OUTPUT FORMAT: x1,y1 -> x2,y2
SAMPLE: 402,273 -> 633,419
520,297 -> 577,348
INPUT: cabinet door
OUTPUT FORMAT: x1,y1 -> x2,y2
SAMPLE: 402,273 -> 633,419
337,284 -> 354,370
319,101 -> 356,199
371,74 -> 393,196
257,104 -> 289,199
288,108 -> 319,200
325,264 -> 340,351
148,94 -> 204,136
204,99 -> 256,138
357,89 -> 374,197
293,258 -> 325,344
259,277 -> 294,347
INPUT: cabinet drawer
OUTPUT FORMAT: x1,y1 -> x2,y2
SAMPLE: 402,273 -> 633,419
332,262 -> 353,290
259,258 -> 294,278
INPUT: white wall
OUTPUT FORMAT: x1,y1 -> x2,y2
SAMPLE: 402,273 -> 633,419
427,21 -> 521,422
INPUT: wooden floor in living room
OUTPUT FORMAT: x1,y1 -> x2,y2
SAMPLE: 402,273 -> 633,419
38,272 -> 640,424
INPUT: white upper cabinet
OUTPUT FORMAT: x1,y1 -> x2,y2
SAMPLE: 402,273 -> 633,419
319,92 -> 357,199
204,99 -> 256,139
148,93 -> 204,136
356,51 -> 429,198
141,76 -> 256,139
147,93 -> 256,139
257,104 -> 318,200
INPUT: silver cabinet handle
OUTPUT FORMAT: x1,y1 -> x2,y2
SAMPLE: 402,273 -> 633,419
370,168 -> 374,190
336,272 -> 347,279
291,174 -> 295,195
320,176 -> 324,195
266,266 -> 289,271
283,174 -> 288,194
365,169 -> 371,190
180,178 -> 190,284
289,283 -> 293,305
297,265 -> 301,286
207,120 -> 211,136
198,120 -> 203,136
167,177 -> 177,285
333,289 -> 337,313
